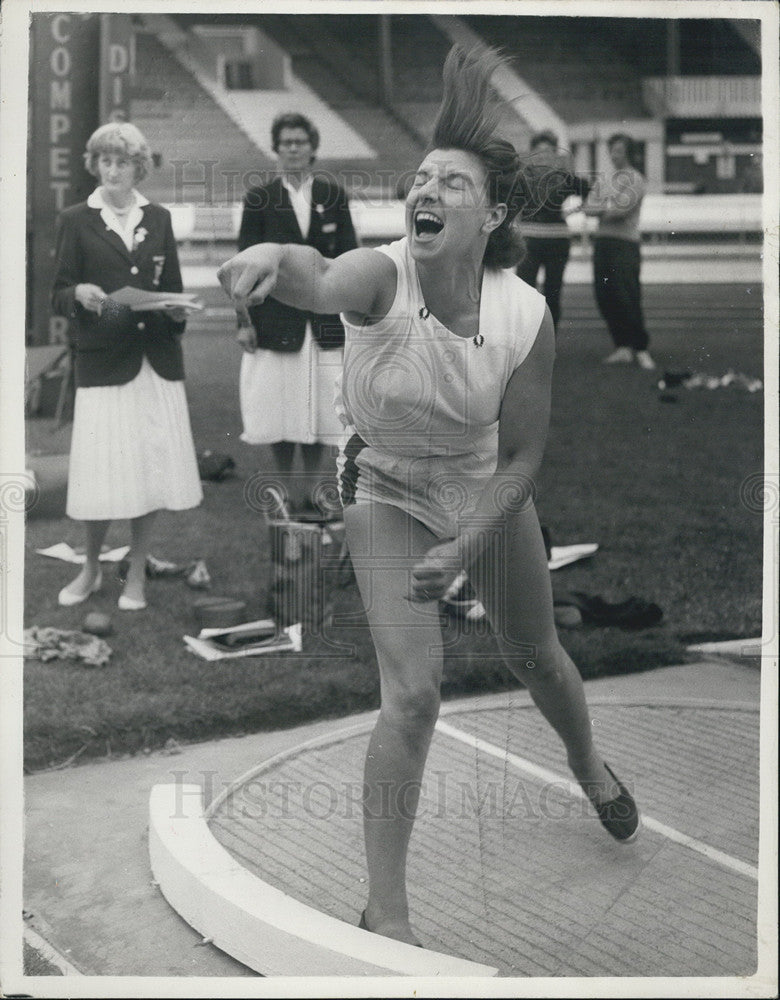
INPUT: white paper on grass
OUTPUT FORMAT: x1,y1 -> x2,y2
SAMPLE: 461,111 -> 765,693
36,542 -> 130,564
548,544 -> 599,571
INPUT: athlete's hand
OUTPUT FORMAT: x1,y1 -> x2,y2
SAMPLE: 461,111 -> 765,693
408,540 -> 462,603
236,322 -> 258,353
217,245 -> 283,327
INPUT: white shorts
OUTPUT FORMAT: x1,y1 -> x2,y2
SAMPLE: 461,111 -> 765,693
336,429 -> 491,540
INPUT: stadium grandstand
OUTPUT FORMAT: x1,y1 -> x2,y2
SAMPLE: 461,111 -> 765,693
121,12 -> 762,248
25,10 -> 765,347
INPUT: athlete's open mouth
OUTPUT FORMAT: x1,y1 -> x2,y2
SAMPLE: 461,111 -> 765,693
414,211 -> 444,238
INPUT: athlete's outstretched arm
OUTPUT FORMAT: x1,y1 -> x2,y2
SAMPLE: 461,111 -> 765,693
217,244 -> 395,323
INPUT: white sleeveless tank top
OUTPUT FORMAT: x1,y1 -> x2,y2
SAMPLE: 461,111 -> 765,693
336,237 -> 546,465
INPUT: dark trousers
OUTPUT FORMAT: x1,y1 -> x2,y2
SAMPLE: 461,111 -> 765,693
592,237 -> 649,351
517,236 -> 570,330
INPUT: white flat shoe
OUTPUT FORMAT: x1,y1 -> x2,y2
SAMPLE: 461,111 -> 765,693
635,350 -> 656,370
58,569 -> 103,607
603,347 -> 634,364
118,593 -> 147,612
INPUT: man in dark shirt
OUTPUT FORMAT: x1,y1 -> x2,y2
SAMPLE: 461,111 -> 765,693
518,131 -> 590,332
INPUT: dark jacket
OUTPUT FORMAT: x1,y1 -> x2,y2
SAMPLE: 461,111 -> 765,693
237,175 -> 358,352
51,200 -> 186,388
525,167 -> 590,226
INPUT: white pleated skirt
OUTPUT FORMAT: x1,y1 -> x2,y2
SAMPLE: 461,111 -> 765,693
67,358 -> 203,521
239,325 -> 344,447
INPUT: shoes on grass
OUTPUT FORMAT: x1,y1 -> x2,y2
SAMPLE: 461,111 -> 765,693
603,347 -> 657,370
58,569 -> 103,607
603,347 -> 634,364
118,593 -> 147,611
635,350 -> 657,370
117,554 -> 186,582
558,592 -> 663,630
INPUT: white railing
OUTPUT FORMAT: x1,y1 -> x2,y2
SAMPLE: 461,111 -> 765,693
167,193 -> 763,244
643,76 -> 761,118
567,193 -> 762,235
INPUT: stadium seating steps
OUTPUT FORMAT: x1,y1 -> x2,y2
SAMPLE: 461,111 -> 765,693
131,30 -> 270,206
462,15 -> 650,123
133,14 -> 444,204
130,14 -> 755,208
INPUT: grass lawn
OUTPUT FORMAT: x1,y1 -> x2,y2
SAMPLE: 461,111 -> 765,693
22,281 -> 764,772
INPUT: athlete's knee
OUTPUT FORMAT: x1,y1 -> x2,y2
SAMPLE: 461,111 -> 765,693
525,640 -> 574,685
501,634 -> 566,681
381,677 -> 441,735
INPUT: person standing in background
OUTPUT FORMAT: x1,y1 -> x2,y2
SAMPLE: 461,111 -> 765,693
236,112 -> 358,514
583,133 -> 656,370
51,122 -> 202,612
517,130 -> 590,333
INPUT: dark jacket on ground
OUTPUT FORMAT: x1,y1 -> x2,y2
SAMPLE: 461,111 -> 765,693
237,175 -> 358,352
51,200 -> 186,388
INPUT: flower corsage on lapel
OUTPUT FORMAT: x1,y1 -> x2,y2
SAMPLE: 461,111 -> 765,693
132,226 -> 148,252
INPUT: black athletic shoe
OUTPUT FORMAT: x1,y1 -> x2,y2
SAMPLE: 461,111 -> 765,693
592,763 -> 640,843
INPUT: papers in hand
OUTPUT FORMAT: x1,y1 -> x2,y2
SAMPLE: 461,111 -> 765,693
108,287 -> 204,312
183,620 -> 303,661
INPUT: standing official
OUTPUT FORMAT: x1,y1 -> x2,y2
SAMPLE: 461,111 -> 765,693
517,131 -> 590,332
51,122 -> 202,612
584,133 -> 655,369
236,112 -> 358,513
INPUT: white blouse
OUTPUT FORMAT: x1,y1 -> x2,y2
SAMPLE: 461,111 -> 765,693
281,175 -> 313,239
87,187 -> 149,252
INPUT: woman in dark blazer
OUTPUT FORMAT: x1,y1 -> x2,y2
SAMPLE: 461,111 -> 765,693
236,111 -> 358,513
52,122 -> 202,611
